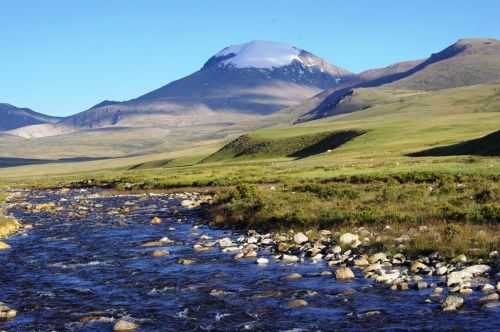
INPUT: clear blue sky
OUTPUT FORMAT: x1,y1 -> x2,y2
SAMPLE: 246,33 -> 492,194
1,0 -> 499,116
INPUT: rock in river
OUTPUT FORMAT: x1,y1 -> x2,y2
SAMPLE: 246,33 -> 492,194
336,267 -> 355,280
442,296 -> 464,311
0,302 -> 16,320
114,319 -> 138,331
288,299 -> 308,308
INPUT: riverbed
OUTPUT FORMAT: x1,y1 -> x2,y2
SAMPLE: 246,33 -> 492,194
0,189 -> 499,331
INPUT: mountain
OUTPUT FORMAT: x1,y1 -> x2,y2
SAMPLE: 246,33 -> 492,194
0,103 -> 60,131
59,40 -> 356,130
358,60 -> 423,81
294,38 -> 500,122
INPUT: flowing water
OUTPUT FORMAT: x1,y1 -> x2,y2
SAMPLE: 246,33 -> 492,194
1,189 -> 499,331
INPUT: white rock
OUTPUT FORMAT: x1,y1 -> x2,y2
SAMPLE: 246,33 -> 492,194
442,296 -> 464,311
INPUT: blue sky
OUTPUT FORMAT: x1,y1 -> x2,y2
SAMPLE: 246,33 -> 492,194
1,0 -> 499,116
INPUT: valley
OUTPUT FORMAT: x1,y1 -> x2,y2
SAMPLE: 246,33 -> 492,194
2,35 -> 500,331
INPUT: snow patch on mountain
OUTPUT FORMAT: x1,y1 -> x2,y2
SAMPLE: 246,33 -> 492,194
215,40 -> 303,69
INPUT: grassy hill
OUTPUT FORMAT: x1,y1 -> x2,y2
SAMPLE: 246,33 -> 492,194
203,130 -> 365,162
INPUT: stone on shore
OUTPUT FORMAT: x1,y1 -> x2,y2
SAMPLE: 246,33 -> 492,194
293,232 -> 309,245
339,233 -> 359,247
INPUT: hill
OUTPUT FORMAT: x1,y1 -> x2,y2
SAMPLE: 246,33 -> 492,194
295,38 -> 500,122
0,103 -> 60,131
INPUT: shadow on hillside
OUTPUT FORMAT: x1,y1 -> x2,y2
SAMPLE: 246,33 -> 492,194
409,130 -> 500,157
290,130 -> 366,159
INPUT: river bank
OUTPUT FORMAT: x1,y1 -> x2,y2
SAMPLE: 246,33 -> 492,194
0,188 -> 498,330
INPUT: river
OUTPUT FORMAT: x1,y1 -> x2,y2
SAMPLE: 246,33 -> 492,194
0,189 -> 499,331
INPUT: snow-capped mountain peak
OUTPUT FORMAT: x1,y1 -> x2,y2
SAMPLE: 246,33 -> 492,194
214,40 -> 302,69
203,40 -> 353,80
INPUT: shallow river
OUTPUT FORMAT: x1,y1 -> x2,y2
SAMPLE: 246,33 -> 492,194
1,189 -> 499,331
